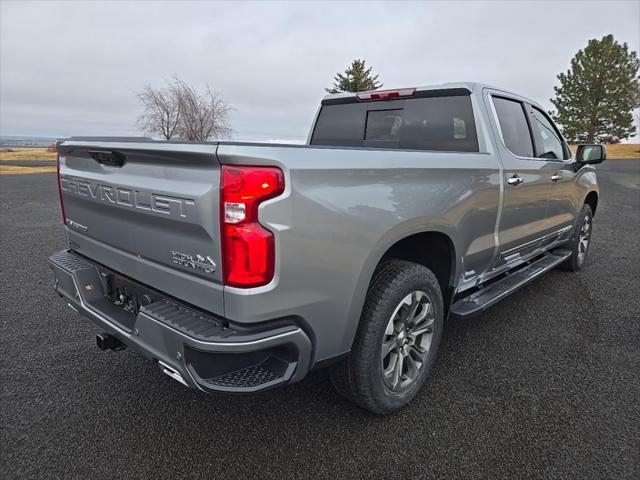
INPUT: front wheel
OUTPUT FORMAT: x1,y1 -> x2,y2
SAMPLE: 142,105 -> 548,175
560,204 -> 593,271
329,260 -> 444,415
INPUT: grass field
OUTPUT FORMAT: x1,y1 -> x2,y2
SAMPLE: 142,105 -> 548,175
0,165 -> 57,175
0,148 -> 56,161
601,143 -> 640,159
0,148 -> 57,161
0,148 -> 57,174
569,143 -> 639,159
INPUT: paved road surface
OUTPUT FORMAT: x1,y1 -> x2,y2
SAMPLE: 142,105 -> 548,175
1,161 -> 638,479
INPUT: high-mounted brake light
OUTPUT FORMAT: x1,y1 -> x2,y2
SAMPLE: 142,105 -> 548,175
56,152 -> 67,224
221,165 -> 284,288
356,88 -> 416,101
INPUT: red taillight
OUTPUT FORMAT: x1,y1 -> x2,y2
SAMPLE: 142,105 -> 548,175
220,165 -> 284,288
56,152 -> 66,224
356,87 -> 416,101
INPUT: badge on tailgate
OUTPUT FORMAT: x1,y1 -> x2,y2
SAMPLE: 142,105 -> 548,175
171,251 -> 217,274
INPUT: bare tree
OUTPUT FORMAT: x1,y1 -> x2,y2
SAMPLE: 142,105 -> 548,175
136,82 -> 181,140
136,77 -> 234,142
173,79 -> 234,142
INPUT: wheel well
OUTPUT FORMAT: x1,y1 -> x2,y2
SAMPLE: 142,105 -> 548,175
379,232 -> 455,307
585,191 -> 598,216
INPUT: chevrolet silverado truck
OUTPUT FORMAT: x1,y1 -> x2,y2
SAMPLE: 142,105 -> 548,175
50,83 -> 606,414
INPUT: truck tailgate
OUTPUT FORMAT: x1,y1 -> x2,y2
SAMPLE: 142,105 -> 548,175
57,139 -> 224,316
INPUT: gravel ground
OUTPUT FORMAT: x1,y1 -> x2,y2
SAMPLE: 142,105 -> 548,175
1,161 -> 639,479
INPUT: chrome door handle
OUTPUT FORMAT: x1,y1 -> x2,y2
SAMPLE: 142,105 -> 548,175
507,175 -> 524,186
551,174 -> 561,183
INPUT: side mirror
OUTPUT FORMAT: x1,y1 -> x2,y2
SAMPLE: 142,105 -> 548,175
576,144 -> 607,165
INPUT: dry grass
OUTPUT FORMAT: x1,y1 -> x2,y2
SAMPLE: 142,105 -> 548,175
0,148 -> 57,161
0,165 -> 56,175
603,143 -> 640,159
570,143 -> 640,159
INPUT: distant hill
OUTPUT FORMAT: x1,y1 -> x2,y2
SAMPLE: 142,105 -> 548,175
0,135 -> 57,147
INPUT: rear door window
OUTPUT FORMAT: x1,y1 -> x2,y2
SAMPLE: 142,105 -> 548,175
492,96 -> 534,158
311,93 -> 479,152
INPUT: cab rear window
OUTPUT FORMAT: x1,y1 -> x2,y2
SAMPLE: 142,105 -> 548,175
311,93 -> 479,152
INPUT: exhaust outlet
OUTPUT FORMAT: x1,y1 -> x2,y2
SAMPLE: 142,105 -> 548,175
158,360 -> 189,387
96,333 -> 126,351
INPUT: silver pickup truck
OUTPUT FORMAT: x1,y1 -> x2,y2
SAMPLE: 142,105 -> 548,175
50,82 -> 605,414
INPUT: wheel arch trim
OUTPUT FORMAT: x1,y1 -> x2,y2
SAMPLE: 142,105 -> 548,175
340,224 -> 459,353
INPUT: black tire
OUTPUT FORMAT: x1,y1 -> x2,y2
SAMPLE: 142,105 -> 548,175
560,204 -> 593,272
329,260 -> 444,415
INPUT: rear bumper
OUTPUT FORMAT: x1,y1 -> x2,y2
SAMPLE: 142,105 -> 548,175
49,250 -> 312,393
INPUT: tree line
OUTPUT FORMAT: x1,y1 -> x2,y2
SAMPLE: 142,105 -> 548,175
138,35 -> 639,144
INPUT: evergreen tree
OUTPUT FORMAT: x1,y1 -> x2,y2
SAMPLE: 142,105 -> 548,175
550,35 -> 640,143
326,59 -> 382,94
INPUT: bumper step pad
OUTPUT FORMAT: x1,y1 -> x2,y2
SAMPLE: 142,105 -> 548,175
208,365 -> 281,389
451,250 -> 572,318
50,249 -> 94,272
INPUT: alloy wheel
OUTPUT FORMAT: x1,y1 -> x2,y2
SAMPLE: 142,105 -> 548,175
381,291 -> 435,391
577,214 -> 592,265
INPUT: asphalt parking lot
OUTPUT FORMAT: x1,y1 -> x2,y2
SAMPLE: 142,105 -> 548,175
1,160 -> 638,479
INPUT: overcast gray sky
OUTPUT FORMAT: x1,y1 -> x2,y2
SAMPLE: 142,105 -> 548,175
1,0 -> 639,142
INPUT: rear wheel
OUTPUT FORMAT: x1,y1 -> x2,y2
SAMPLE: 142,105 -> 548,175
560,204 -> 593,271
329,260 -> 444,415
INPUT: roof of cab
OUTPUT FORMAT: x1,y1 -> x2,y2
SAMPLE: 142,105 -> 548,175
321,82 -> 541,109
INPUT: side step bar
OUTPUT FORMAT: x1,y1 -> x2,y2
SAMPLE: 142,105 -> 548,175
450,250 -> 572,319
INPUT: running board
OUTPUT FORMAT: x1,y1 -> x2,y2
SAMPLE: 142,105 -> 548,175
450,250 -> 572,319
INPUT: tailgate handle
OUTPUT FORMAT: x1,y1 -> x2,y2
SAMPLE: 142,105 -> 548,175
88,150 -> 126,167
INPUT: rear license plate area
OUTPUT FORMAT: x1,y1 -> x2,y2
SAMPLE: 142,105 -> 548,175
98,268 -> 161,318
